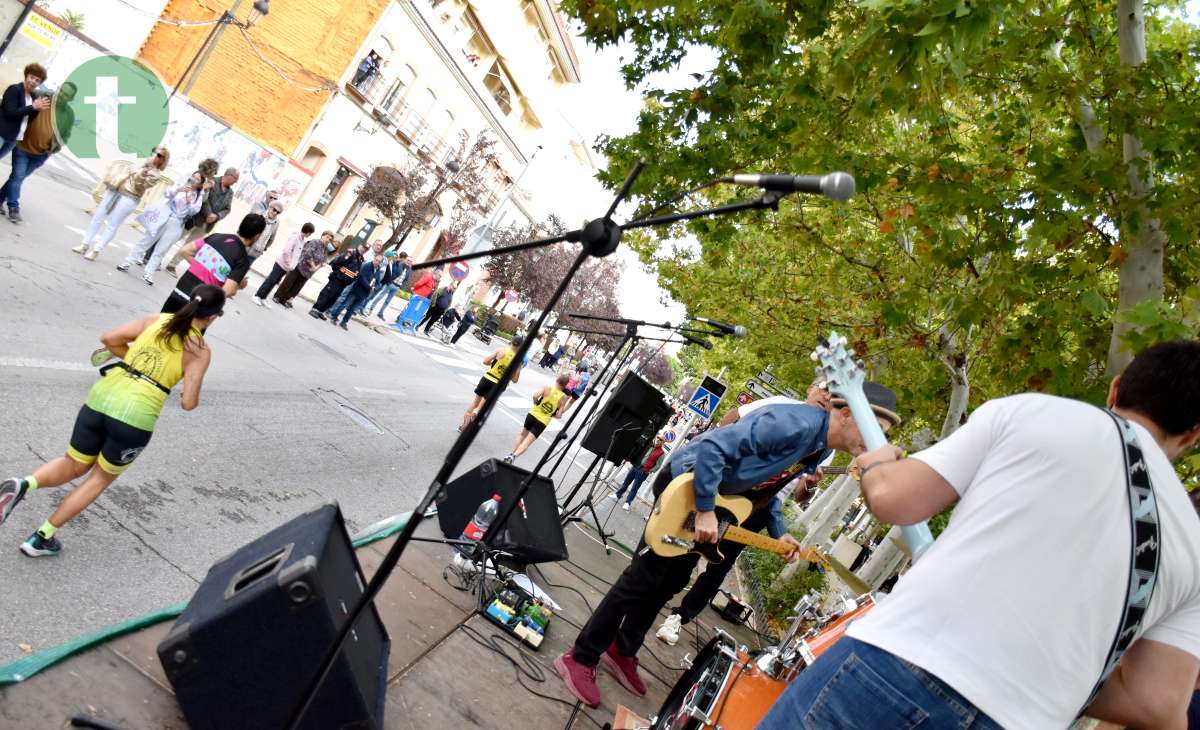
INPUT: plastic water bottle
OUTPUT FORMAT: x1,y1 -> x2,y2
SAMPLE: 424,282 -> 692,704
458,494 -> 501,554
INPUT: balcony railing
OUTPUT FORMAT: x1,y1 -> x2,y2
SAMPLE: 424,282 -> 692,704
345,71 -> 450,164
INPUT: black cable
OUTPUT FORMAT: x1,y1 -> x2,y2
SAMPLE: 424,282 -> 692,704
456,623 -> 605,730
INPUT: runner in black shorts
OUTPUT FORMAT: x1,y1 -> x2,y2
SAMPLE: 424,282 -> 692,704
0,286 -> 223,557
461,335 -> 525,432
504,374 -> 572,463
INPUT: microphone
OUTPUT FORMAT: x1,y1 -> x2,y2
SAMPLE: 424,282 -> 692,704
682,334 -> 714,350
729,171 -> 855,201
691,317 -> 748,338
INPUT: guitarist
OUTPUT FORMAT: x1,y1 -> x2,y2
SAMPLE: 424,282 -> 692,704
554,380 -> 902,709
759,340 -> 1200,730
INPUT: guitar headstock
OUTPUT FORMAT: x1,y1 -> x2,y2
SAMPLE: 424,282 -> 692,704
810,332 -> 866,402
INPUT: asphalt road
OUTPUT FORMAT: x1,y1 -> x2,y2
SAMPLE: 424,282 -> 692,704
0,157 -> 651,665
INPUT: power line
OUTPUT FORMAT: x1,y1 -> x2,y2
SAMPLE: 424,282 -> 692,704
235,25 -> 335,94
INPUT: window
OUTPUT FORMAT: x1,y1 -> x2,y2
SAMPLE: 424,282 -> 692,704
314,164 -> 352,216
439,109 -> 455,135
383,64 -> 417,115
484,61 -> 512,115
300,146 -> 326,172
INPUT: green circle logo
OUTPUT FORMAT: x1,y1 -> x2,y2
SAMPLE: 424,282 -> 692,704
57,55 -> 169,159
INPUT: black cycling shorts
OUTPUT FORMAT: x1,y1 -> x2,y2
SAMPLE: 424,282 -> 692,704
67,405 -> 153,475
475,376 -> 501,397
523,413 -> 547,438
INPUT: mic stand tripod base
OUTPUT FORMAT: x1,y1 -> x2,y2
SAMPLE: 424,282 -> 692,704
560,494 -> 615,555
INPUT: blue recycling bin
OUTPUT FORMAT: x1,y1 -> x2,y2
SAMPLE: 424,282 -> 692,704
394,295 -> 431,333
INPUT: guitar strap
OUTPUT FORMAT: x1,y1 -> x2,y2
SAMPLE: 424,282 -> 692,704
1078,410 -> 1161,716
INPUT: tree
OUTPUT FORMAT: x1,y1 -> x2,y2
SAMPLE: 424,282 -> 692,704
561,0 -> 1200,444
482,214 -> 568,307
633,342 -> 674,386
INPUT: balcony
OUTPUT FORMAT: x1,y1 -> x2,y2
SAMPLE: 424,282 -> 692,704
344,75 -> 450,164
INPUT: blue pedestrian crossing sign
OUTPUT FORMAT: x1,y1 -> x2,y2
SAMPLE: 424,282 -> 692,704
686,376 -> 727,419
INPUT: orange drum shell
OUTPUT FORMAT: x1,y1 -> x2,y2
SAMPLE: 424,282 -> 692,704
805,598 -> 875,658
700,648 -> 787,730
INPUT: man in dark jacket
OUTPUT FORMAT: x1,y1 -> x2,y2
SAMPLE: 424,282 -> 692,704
309,243 -> 366,319
365,250 -> 412,319
331,251 -> 385,329
419,283 -> 456,335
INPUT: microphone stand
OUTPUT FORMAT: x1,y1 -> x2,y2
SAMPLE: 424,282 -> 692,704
286,164 -> 790,729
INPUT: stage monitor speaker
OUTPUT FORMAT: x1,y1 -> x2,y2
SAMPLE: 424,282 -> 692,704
582,371 -> 672,464
158,502 -> 389,730
437,458 -> 568,564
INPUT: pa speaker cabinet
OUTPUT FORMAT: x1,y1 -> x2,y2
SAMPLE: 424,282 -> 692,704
582,372 -> 672,464
157,502 -> 389,730
437,458 -> 568,564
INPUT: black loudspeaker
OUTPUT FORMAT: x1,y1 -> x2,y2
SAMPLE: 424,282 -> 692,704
158,502 -> 389,730
582,371 -> 672,464
437,458 -> 568,564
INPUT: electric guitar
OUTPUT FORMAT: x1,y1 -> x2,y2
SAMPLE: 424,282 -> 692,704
811,332 -> 934,562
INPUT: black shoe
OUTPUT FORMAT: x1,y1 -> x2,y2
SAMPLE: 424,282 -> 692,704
0,478 -> 28,527
308,309 -> 324,320
282,300 -> 293,309
7,208 -> 21,224
20,531 -> 61,557
339,322 -> 349,330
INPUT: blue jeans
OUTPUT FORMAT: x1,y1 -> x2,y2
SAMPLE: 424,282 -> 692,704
337,290 -> 370,326
393,295 -> 430,332
364,282 -> 399,316
757,637 -> 1002,730
1,147 -> 49,210
613,466 -> 647,504
329,285 -> 367,321
0,136 -> 17,160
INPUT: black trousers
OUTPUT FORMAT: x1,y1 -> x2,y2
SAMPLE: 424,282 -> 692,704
312,279 -> 349,312
673,507 -> 770,623
451,322 -> 472,343
255,263 -> 288,300
420,305 -> 447,332
572,468 -> 697,666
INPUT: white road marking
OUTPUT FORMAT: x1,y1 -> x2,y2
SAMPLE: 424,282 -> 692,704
426,353 -> 478,370
354,386 -> 406,397
0,357 -> 93,372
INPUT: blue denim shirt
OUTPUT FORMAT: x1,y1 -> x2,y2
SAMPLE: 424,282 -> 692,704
670,403 -> 829,536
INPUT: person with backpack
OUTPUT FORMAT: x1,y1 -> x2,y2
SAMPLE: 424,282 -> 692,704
74,147 -> 171,260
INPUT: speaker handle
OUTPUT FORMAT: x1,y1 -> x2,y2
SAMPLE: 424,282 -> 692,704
224,543 -> 294,600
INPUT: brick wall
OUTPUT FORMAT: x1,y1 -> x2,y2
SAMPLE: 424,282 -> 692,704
138,0 -> 390,156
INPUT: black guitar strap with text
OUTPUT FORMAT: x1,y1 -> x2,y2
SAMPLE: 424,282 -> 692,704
1079,411 -> 1161,716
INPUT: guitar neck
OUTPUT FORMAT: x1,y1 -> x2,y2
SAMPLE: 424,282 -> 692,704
722,525 -> 793,556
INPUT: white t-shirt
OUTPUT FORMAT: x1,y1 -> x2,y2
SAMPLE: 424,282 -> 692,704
847,393 -> 1200,729
738,395 -> 799,416
17,91 -> 31,141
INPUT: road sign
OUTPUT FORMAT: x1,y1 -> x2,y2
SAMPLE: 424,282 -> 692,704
757,369 -> 777,386
449,261 -> 470,281
744,378 -> 774,400
504,289 -> 520,302
735,391 -> 755,406
780,387 -> 800,399
662,428 -> 678,444
686,375 -> 726,419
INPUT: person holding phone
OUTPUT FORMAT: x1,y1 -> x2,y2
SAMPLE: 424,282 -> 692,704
118,171 -> 208,286
75,147 -> 171,261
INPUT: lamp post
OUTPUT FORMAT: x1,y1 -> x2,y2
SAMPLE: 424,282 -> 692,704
169,0 -> 269,103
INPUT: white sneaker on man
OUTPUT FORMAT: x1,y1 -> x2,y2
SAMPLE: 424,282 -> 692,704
656,614 -> 682,646
253,296 -> 265,307
622,502 -> 631,511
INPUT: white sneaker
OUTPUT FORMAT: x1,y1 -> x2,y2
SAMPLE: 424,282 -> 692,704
263,298 -> 274,309
143,273 -> 154,286
656,614 -> 682,646
71,244 -> 88,254
622,502 -> 631,511
606,492 -> 618,500
253,297 -> 265,307
83,249 -> 98,261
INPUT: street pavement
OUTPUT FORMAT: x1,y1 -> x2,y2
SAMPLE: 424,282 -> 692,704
0,158 -> 651,665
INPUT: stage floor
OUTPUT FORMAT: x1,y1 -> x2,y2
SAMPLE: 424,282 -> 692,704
0,513 -> 768,729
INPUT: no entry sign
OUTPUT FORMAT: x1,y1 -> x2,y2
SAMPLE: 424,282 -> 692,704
449,261 -> 470,281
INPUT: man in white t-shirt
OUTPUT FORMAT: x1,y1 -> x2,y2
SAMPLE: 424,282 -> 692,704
758,340 -> 1200,730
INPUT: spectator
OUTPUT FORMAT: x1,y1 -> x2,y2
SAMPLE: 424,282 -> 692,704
118,171 -> 207,285
254,222 -> 315,308
419,282 -> 456,335
364,250 -> 412,319
1,79 -> 75,224
610,436 -> 666,510
162,166 -> 238,275
274,231 -> 336,307
394,267 -> 441,333
328,240 -> 384,319
310,242 -> 366,320
329,251 -> 385,330
353,51 -> 382,88
75,147 -> 171,260
0,63 -> 49,167
449,306 -> 477,346
251,189 -> 279,216
246,201 -> 283,265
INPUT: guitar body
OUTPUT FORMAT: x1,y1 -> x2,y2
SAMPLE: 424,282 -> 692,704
645,473 -> 755,564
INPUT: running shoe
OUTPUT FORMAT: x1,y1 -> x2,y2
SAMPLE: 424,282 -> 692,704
143,274 -> 154,286
90,347 -> 113,367
252,296 -> 265,307
116,263 -> 130,272
262,298 -> 274,310
622,502 -> 631,511
20,531 -> 61,557
0,478 -> 28,527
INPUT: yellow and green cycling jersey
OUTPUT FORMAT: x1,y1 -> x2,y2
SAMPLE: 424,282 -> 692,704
85,315 -> 197,431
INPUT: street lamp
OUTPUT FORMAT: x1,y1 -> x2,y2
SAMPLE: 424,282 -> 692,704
169,0 -> 272,102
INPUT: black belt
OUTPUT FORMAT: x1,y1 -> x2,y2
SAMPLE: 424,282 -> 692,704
99,361 -> 171,395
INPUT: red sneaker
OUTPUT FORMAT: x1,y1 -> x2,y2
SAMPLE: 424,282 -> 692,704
555,650 -> 601,708
600,643 -> 646,696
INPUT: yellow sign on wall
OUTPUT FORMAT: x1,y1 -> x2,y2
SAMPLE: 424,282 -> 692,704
20,14 -> 63,50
